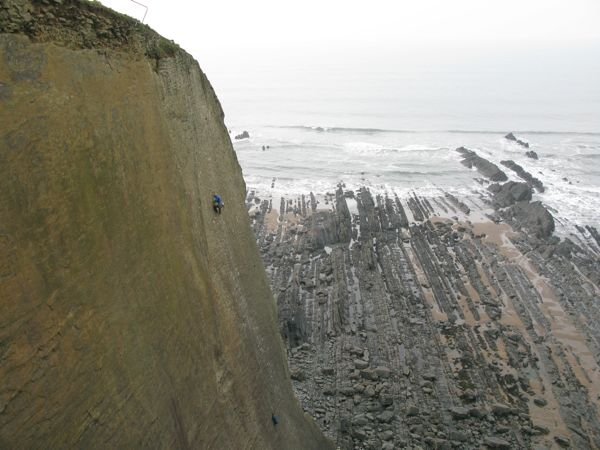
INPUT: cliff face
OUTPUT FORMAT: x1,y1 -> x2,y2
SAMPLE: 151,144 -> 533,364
0,1 -> 331,448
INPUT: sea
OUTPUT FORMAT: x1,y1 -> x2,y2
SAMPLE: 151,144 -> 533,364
200,43 -> 600,233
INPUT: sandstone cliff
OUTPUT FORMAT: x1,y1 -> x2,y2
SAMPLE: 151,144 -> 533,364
0,1 -> 331,448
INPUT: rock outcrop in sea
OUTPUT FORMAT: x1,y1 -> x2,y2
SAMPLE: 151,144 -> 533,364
525,150 -> 539,160
500,160 -> 545,193
505,132 -> 530,148
456,147 -> 508,181
501,201 -> 555,238
0,2 -> 332,449
488,181 -> 532,207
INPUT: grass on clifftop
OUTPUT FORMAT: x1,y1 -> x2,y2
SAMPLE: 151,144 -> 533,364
146,37 -> 179,61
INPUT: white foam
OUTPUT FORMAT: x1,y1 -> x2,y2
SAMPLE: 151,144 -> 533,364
236,128 -> 600,232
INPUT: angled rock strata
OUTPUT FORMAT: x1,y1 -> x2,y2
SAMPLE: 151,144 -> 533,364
500,160 -> 545,193
456,147 -> 508,182
249,185 -> 600,449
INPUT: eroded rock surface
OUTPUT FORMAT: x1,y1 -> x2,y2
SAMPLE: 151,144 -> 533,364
488,182 -> 532,207
250,185 -> 600,449
501,160 -> 545,193
502,201 -> 555,239
456,147 -> 508,182
0,2 -> 331,449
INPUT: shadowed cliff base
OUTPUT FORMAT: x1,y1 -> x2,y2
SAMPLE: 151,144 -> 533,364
0,1 -> 332,448
249,183 -> 600,449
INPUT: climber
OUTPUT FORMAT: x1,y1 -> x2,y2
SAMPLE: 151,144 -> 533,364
212,194 -> 224,214
271,413 -> 279,426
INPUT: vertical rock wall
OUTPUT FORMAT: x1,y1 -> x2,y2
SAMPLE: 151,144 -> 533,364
0,1 -> 331,448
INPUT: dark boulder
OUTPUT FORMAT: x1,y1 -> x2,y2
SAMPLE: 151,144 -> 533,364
488,183 -> 502,194
586,226 -> 600,247
234,130 -> 250,140
555,238 -> 581,258
484,436 -> 512,449
489,182 -> 532,208
449,406 -> 470,420
504,201 -> 555,239
491,403 -> 513,417
508,182 -> 533,201
554,436 -> 571,448
456,147 -> 508,182
445,192 -> 470,214
525,151 -> 538,160
505,132 -> 529,148
500,160 -> 545,193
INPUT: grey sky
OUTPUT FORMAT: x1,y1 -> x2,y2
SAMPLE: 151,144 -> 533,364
100,0 -> 600,55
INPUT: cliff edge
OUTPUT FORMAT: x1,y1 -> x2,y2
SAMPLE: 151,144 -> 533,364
0,1 -> 331,448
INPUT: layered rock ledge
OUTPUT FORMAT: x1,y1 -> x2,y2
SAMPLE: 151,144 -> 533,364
249,184 -> 600,449
456,147 -> 508,182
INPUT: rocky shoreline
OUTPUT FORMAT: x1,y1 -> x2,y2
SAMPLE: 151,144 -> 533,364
247,149 -> 600,449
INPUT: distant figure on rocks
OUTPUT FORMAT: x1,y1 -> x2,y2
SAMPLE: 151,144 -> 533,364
271,413 -> 279,426
212,194 -> 224,214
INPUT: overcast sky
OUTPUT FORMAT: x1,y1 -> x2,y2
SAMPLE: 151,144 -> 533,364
96,0 -> 600,131
100,0 -> 600,55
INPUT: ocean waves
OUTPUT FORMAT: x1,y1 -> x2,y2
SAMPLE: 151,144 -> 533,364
233,125 -> 600,230
270,125 -> 600,136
